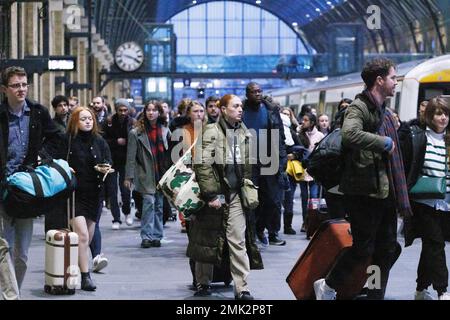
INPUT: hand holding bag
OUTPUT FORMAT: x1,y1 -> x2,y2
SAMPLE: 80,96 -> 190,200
409,155 -> 447,199
240,178 -> 259,210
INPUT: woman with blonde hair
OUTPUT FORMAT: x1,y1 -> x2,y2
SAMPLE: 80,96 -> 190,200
48,106 -> 112,291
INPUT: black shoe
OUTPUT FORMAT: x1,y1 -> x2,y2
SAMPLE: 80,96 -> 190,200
141,239 -> 152,248
284,227 -> 297,235
151,239 -> 161,247
300,223 -> 306,233
235,291 -> 254,300
194,284 -> 212,297
269,235 -> 286,246
81,273 -> 96,291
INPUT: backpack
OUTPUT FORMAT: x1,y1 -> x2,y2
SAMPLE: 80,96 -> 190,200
303,128 -> 343,190
3,157 -> 77,219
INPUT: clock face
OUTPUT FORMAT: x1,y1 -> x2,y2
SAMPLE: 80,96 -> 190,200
115,42 -> 144,72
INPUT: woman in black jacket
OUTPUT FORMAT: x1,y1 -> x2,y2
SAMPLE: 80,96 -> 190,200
402,97 -> 450,300
49,107 -> 112,291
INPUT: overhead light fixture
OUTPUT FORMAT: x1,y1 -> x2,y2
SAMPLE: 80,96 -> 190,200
255,0 -> 261,4
327,1 -> 332,5
315,8 -> 321,12
192,0 -> 197,4
305,14 -> 310,18
292,22 -> 298,27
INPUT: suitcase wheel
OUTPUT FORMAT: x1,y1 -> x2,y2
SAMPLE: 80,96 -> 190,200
44,285 -> 76,295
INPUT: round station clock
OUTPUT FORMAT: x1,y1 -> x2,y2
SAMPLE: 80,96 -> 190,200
114,42 -> 144,72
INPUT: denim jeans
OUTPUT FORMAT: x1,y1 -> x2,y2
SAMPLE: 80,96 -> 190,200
283,175 -> 298,214
89,200 -> 103,258
105,166 -> 131,223
141,192 -> 164,241
299,181 -> 319,221
255,175 -> 283,236
0,204 -> 33,289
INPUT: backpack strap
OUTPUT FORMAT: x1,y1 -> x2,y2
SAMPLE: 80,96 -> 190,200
28,171 -> 44,197
47,161 -> 71,187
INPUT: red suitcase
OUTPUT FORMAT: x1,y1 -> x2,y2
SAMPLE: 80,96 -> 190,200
306,198 -> 330,239
286,219 -> 369,300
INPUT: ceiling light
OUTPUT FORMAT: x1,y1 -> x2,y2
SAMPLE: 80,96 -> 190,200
292,22 -> 298,27
256,0 -> 261,4
315,8 -> 321,12
305,14 -> 310,18
192,0 -> 197,4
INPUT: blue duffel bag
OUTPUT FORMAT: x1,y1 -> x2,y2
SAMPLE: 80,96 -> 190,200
3,158 -> 77,219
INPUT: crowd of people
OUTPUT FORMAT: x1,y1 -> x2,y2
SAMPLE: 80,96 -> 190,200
0,57 -> 449,300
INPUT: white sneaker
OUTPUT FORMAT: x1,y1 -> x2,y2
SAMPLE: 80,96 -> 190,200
125,215 -> 134,226
314,279 -> 336,300
92,254 -> 108,273
112,222 -> 120,230
439,292 -> 450,300
415,289 -> 434,300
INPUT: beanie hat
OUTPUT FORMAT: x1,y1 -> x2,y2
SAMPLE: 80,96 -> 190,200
115,98 -> 131,109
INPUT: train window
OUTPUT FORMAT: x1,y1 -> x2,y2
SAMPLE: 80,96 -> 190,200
325,103 -> 338,119
425,88 -> 445,100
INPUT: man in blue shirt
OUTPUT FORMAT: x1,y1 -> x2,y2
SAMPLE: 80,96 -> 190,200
243,82 -> 288,246
0,66 -> 60,299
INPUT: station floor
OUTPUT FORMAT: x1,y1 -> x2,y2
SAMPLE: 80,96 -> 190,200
20,193 -> 450,301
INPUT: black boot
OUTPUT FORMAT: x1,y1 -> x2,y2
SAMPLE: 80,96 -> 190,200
284,212 -> 296,235
81,272 -> 96,291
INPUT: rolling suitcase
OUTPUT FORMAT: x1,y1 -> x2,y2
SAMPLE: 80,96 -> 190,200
44,193 -> 79,295
306,198 -> 330,239
286,219 -> 369,300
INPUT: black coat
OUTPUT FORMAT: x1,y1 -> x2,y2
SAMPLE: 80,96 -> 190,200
102,114 -> 134,168
46,132 -> 112,193
400,123 -> 450,246
0,98 -> 61,182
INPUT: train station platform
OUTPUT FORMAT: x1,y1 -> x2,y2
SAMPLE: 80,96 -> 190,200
19,193 -> 450,301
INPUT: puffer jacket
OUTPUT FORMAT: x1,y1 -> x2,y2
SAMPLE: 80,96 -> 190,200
188,117 -> 264,269
338,92 -> 389,198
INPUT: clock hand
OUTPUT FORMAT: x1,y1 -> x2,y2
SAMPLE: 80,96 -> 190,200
123,54 -> 141,63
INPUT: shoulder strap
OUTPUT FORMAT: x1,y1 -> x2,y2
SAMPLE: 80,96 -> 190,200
29,171 -> 44,197
48,161 -> 71,186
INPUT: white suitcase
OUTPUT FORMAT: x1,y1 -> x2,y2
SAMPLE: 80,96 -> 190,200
44,193 -> 80,295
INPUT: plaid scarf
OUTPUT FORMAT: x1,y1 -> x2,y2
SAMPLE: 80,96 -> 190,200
146,121 -> 168,181
378,105 -> 413,217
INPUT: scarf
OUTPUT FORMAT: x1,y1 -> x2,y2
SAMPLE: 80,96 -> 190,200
146,121 -> 168,181
368,92 -> 412,217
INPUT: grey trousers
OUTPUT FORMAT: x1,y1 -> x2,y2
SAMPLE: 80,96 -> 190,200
196,193 -> 250,295
0,236 -> 20,300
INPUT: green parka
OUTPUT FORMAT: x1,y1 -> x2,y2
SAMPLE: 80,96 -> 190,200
338,92 -> 390,198
187,117 -> 263,270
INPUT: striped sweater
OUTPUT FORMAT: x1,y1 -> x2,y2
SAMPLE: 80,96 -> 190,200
414,128 -> 450,211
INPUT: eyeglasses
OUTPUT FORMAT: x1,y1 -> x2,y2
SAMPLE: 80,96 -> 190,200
7,83 -> 29,90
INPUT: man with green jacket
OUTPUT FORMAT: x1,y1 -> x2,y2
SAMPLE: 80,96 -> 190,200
314,58 -> 410,300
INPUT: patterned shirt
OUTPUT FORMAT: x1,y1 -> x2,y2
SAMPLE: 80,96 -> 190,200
7,102 -> 30,175
414,127 -> 450,211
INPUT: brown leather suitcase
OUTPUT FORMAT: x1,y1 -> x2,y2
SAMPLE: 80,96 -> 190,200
286,219 -> 369,300
306,198 -> 330,239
